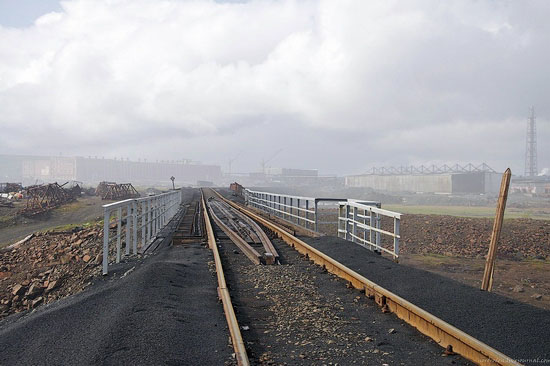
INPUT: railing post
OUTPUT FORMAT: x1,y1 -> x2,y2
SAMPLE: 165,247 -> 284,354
345,205 -> 350,240
337,204 -> 343,238
370,210 -> 375,250
351,207 -> 357,243
147,200 -> 152,242
314,199 -> 319,232
305,200 -> 310,230
103,209 -> 109,275
394,217 -> 400,259
116,207 -> 122,263
153,198 -> 158,236
297,198 -> 301,226
125,203 -> 131,256
376,213 -> 381,251
141,201 -> 146,248
363,207 -> 367,244
132,201 -> 138,254
289,197 -> 293,223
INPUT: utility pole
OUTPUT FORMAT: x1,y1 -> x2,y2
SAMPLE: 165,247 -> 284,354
481,168 -> 511,291
525,106 -> 537,177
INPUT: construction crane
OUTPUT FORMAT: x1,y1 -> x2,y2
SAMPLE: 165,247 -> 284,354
261,148 -> 283,175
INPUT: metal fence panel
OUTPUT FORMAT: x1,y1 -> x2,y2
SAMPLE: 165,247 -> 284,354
337,201 -> 401,259
102,190 -> 182,274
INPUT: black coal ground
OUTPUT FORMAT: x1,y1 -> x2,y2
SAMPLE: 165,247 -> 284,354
303,235 -> 550,365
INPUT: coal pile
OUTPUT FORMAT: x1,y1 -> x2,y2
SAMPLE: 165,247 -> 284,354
400,215 -> 550,259
0,227 -> 104,319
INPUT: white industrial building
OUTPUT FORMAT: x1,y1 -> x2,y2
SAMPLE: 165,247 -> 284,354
345,164 -> 502,194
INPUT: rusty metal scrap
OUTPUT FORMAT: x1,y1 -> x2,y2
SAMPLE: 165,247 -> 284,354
95,182 -> 116,198
98,182 -> 140,200
0,183 -> 23,193
229,182 -> 243,196
21,183 -> 77,216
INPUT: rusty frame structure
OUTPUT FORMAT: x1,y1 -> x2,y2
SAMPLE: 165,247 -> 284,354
21,183 -> 77,216
96,182 -> 140,201
0,183 -> 23,193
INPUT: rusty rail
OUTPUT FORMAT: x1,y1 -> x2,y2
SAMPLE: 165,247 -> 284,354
212,189 -> 522,366
207,196 -> 278,264
201,191 -> 250,366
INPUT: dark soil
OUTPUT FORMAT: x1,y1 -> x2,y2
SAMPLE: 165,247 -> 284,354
399,214 -> 550,259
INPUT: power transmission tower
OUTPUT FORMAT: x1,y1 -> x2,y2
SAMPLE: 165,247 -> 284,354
525,106 -> 538,177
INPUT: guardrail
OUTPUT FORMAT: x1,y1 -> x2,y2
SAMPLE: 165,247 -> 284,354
338,200 -> 401,259
102,190 -> 182,274
244,189 -> 317,230
244,189 -> 377,233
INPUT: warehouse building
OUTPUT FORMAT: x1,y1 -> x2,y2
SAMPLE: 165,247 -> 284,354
0,155 -> 222,186
345,164 -> 502,194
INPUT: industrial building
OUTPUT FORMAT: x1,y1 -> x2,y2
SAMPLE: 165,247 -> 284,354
345,163 -> 502,194
0,155 -> 222,186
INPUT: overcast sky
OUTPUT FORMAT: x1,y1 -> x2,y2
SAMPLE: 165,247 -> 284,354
0,0 -> 548,176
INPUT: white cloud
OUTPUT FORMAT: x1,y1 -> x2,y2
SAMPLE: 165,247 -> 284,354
0,0 -> 549,174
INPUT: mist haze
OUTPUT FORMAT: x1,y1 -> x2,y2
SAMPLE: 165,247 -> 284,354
1,0 -> 549,175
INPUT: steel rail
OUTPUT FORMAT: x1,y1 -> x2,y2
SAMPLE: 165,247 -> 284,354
201,191 -> 250,366
221,200 -> 279,262
213,189 -> 522,366
207,199 -> 262,265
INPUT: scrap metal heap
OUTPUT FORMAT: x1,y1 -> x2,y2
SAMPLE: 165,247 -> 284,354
95,181 -> 116,198
96,182 -> 140,200
0,183 -> 23,193
21,183 -> 78,216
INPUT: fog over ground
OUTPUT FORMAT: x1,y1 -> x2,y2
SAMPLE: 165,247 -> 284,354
0,0 -> 548,175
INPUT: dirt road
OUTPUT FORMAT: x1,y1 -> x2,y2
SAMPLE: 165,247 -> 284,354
0,196 -> 106,248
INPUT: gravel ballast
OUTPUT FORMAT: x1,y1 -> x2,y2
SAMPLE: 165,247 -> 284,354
206,189 -> 473,365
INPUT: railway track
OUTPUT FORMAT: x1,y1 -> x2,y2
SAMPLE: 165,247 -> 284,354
206,195 -> 278,265
203,188 -> 523,366
172,195 -> 204,245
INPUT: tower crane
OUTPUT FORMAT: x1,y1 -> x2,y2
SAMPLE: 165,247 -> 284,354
228,151 -> 242,177
261,148 -> 283,175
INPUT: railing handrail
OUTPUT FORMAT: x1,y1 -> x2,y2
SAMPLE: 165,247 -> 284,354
102,198 -> 135,209
338,201 -> 401,259
134,190 -> 178,203
244,188 -> 315,201
340,200 -> 401,219
102,190 -> 182,274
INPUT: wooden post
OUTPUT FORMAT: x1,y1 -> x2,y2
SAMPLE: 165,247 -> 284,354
481,168 -> 511,291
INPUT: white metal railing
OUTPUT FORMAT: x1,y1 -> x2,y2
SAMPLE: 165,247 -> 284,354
244,189 -> 317,230
102,190 -> 182,274
338,200 -> 401,259
243,189 -> 380,234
